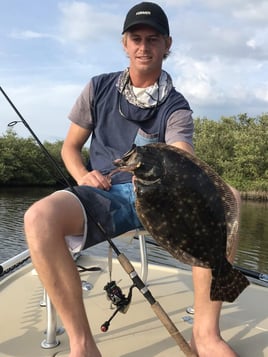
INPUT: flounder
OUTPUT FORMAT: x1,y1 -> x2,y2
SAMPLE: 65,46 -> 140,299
114,143 -> 249,302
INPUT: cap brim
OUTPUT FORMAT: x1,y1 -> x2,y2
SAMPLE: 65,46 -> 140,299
122,20 -> 168,35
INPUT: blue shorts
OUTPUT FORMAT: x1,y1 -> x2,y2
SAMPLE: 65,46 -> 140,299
64,183 -> 143,251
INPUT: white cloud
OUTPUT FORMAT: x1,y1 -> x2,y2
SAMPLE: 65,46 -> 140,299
169,46 -> 268,118
10,30 -> 58,41
255,85 -> 268,103
233,1 -> 268,23
247,39 -> 257,49
1,0 -> 268,139
1,82 -> 82,141
158,0 -> 191,6
58,2 -> 120,44
170,54 -> 226,106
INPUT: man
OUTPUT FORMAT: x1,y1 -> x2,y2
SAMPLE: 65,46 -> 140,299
24,2 -> 238,356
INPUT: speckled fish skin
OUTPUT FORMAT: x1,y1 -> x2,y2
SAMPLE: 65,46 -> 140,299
114,143 -> 249,302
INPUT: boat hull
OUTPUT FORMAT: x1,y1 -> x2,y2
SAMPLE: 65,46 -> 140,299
0,249 -> 268,357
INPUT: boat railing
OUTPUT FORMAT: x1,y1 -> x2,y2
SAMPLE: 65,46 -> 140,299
0,249 -> 30,277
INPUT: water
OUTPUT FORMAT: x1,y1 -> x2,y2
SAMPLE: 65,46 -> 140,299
0,187 -> 267,275
237,201 -> 268,274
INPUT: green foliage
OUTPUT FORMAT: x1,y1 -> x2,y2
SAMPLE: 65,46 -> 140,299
0,113 -> 267,193
0,130 -> 45,185
194,113 -> 268,191
0,130 -> 88,187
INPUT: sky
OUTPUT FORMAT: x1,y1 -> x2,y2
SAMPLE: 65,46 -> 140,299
1,0 -> 268,142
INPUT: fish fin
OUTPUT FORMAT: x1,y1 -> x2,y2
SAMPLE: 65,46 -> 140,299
210,267 -> 250,302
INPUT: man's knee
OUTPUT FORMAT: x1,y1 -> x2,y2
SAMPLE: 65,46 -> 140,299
24,200 -> 44,232
24,197 -> 55,248
24,192 -> 85,246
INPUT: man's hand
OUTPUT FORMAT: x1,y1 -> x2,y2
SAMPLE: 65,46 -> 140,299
77,170 -> 112,191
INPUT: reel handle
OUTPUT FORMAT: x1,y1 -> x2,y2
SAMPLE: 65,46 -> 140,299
101,321 -> 110,332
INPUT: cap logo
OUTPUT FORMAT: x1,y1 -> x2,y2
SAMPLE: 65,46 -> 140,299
136,11 -> 151,16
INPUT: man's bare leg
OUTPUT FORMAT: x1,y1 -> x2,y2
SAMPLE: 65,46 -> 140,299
190,186 -> 241,357
190,266 -> 239,357
24,191 -> 101,357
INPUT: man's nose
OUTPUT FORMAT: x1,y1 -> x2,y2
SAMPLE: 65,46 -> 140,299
139,39 -> 149,50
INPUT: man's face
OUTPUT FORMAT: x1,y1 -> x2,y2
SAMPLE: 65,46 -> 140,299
123,25 -> 171,75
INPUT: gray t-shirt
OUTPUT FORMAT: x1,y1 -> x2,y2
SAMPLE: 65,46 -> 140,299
68,71 -> 194,184
69,80 -> 194,147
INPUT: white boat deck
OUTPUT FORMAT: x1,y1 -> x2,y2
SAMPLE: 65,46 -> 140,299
0,247 -> 268,357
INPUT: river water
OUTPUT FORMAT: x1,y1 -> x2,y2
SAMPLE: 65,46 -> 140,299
0,187 -> 267,275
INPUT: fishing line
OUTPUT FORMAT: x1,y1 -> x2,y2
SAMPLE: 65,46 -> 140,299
1,86 -> 76,193
0,86 -> 122,254
0,86 -> 195,356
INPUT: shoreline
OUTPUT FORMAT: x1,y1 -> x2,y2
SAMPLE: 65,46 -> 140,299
0,185 -> 267,202
240,191 -> 268,202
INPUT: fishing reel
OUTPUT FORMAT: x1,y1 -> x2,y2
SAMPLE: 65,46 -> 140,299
101,280 -> 134,332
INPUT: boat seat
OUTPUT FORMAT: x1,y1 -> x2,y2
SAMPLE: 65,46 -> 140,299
40,229 -> 149,349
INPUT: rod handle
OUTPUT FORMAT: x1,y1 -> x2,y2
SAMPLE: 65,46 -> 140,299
152,301 -> 196,356
117,253 -> 135,274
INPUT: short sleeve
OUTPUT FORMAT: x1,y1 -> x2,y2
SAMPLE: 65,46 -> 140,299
165,109 -> 194,147
68,81 -> 94,130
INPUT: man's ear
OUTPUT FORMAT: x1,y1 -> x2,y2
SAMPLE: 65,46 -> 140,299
166,36 -> 172,51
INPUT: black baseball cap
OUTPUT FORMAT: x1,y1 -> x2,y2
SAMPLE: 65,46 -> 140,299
122,2 -> 170,36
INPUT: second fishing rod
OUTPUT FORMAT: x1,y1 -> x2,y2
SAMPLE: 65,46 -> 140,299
0,86 -> 195,357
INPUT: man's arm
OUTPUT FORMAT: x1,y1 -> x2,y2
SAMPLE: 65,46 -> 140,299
61,122 -> 111,190
171,141 -> 194,155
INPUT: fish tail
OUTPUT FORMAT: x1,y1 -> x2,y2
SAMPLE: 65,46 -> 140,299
210,265 -> 250,302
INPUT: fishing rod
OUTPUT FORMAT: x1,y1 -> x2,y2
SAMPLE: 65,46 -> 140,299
234,265 -> 268,285
0,87 -> 75,192
134,237 -> 268,286
0,86 -> 195,357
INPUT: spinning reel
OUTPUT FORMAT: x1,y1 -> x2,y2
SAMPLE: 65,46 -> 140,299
101,280 -> 134,332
